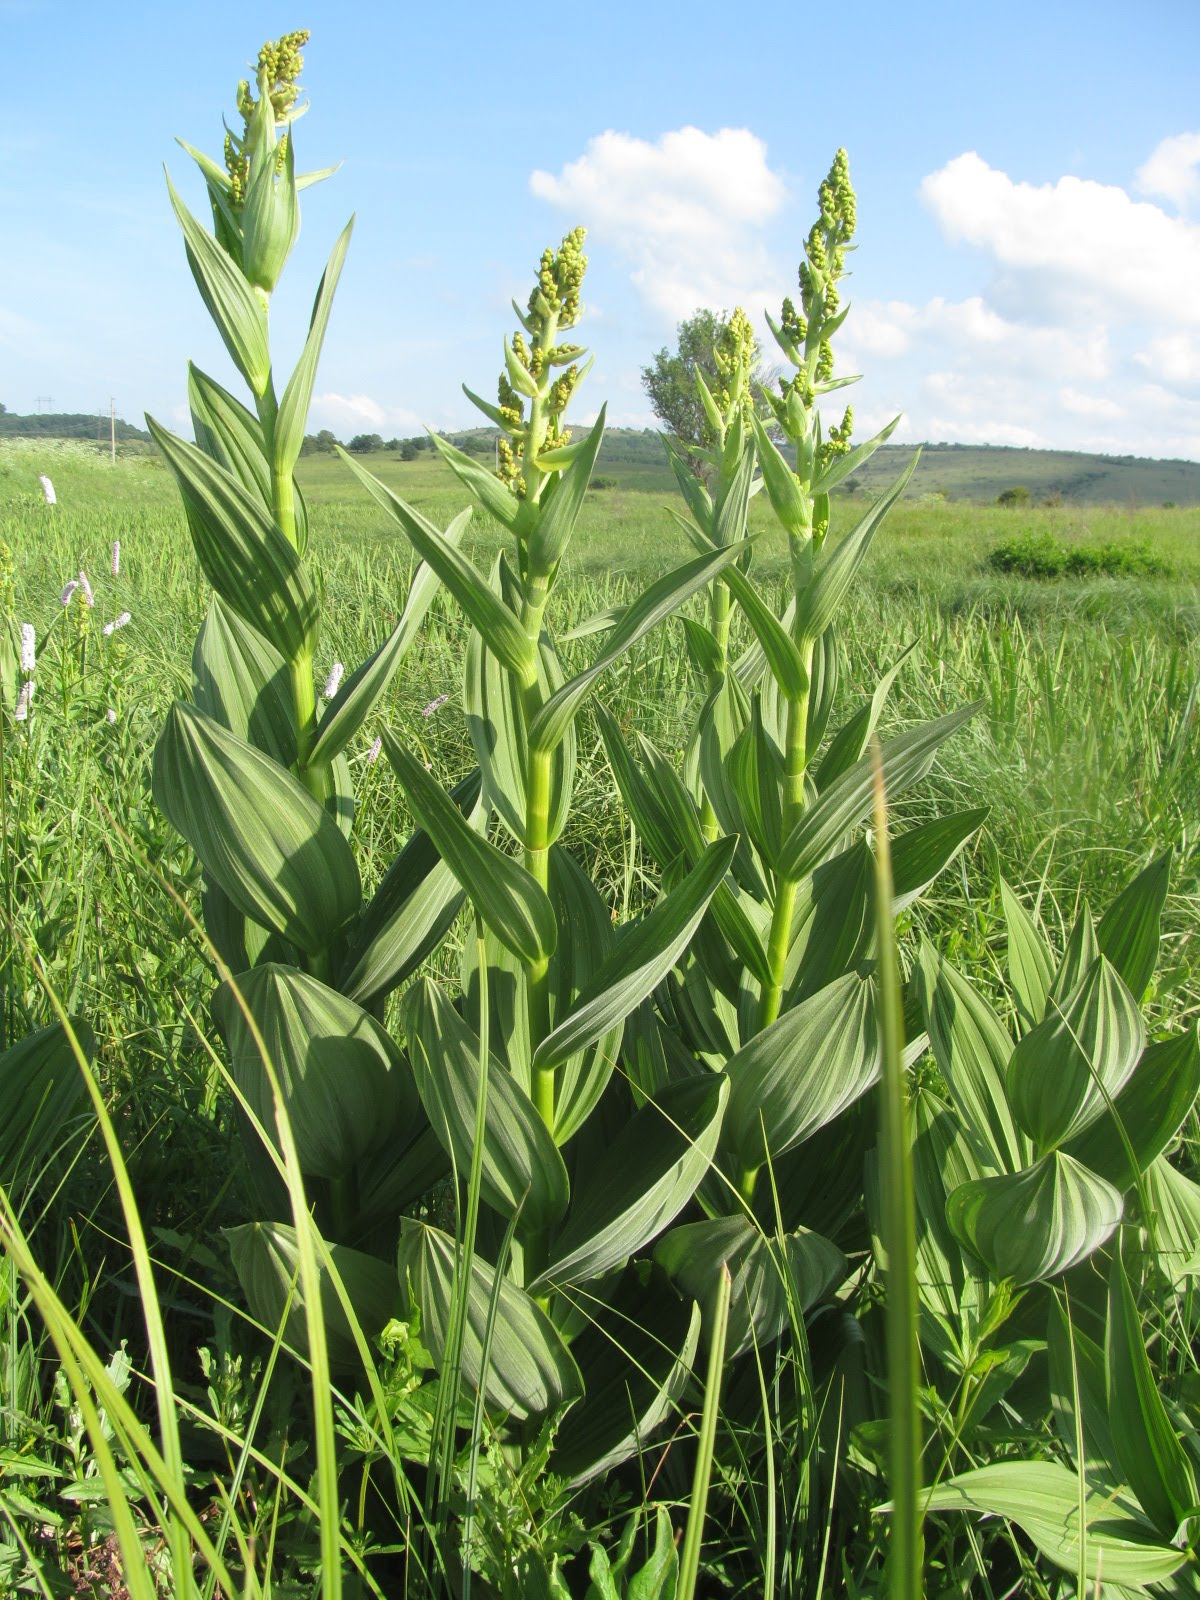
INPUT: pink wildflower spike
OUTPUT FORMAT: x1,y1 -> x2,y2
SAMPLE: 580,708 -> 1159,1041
422,693 -> 450,718
322,662 -> 344,700
19,624 -> 35,674
111,540 -> 121,577
102,612 -> 131,637
105,708 -> 117,725
77,571 -> 94,607
60,579 -> 79,607
15,681 -> 33,721
368,735 -> 382,765
38,476 -> 56,506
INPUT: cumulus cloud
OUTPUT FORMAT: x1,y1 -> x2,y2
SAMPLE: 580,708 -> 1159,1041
530,127 -> 787,325
310,392 -> 424,434
920,152 -> 1200,327
1137,132 -> 1200,212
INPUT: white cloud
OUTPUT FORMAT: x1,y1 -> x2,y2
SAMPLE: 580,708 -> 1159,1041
1135,333 -> 1200,388
310,392 -> 424,434
920,151 -> 1200,326
1059,388 -> 1124,419
531,127 -> 787,326
1136,132 -> 1200,212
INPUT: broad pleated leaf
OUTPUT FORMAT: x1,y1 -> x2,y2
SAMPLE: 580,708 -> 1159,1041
214,964 -> 414,1179
525,408 -> 607,577
722,565 -> 808,700
274,219 -> 354,478
1001,878 -> 1055,1033
0,1019 -> 93,1188
531,1076 -> 728,1292
226,1221 -> 399,1369
463,554 -> 575,845
552,1282 -> 700,1486
792,451 -> 920,645
1063,1024 -> 1200,1190
916,941 -> 1027,1174
188,364 -> 272,513
815,642 -> 916,791
532,836 -> 737,1074
778,704 -> 979,883
1006,956 -> 1145,1150
809,414 -> 902,496
1047,1299 -> 1117,1479
528,542 -> 748,755
655,1215 -> 846,1358
890,808 -> 987,915
1107,1252 -> 1198,1539
947,1151 -> 1122,1285
384,736 -> 556,967
399,1222 -> 583,1421
909,1087 -> 990,1336
339,771 -> 483,1008
166,173 -> 270,394
148,419 -> 319,660
402,978 -> 569,1234
920,1463 -> 1187,1586
749,414 -> 808,537
723,696 -> 784,873
155,701 -> 361,953
430,429 -> 533,536
192,595 -> 296,766
308,515 -> 465,767
1049,903 -> 1099,1010
337,454 -> 533,677
1097,850 -> 1171,1003
1140,1157 -> 1200,1285
723,971 -> 879,1171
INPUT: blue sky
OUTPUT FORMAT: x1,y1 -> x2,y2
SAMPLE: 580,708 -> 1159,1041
3,0 -> 1200,456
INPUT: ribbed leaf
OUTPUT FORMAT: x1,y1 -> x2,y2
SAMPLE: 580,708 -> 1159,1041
431,429 -> 533,536
337,454 -> 533,678
1107,1251 -> 1198,1539
916,941 -> 1027,1174
552,1275 -> 700,1486
655,1216 -> 846,1358
1049,904 -> 1099,1009
399,1222 -> 583,1421
528,542 -> 748,756
809,414 -> 902,496
815,642 -> 916,790
890,808 -> 987,915
0,1019 -> 93,1189
1006,956 -> 1145,1150
778,704 -> 979,883
339,772 -> 482,1008
463,555 -> 575,845
525,408 -> 606,578
749,413 -> 808,537
723,565 -> 808,700
308,514 -> 465,767
166,172 -> 270,394
213,964 -> 414,1180
920,1463 -> 1186,1586
383,736 -> 556,966
1047,1299 -> 1117,1479
532,837 -> 737,1074
154,701 -> 361,953
947,1152 -> 1123,1285
192,595 -> 295,766
188,364 -> 271,511
148,419 -> 319,660
274,219 -> 353,478
1141,1157 -> 1200,1285
226,1222 -> 399,1369
724,972 -> 879,1171
530,1076 -> 728,1292
596,707 -> 684,869
401,978 -> 569,1234
1001,878 -> 1055,1033
792,452 -> 919,645
1097,850 -> 1171,1003
1064,1024 -> 1200,1190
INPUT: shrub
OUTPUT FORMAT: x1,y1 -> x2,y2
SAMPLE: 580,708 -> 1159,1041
997,485 -> 1030,507
989,530 -> 1171,578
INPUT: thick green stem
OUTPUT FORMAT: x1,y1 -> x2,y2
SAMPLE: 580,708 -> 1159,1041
699,578 -> 732,841
757,648 -> 814,1032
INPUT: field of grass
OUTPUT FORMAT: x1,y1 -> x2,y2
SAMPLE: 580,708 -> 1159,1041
1,432 -> 1198,1595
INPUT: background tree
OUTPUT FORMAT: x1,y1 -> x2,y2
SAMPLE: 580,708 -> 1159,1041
641,308 -> 770,460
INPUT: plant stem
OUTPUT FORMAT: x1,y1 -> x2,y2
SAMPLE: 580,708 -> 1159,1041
757,660 -> 813,1030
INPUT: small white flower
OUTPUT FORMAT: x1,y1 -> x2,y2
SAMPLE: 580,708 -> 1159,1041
422,693 -> 450,718
15,681 -> 33,721
19,624 -> 35,674
77,571 -> 94,607
102,612 -> 131,636
368,735 -> 382,764
322,661 -> 344,700
38,475 -> 56,506
105,707 -> 117,725
111,540 -> 121,578
60,579 -> 79,607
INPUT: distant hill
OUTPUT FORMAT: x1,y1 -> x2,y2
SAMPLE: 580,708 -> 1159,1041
0,406 -> 151,444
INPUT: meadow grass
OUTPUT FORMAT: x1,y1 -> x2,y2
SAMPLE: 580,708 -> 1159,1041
0,436 -> 1197,1594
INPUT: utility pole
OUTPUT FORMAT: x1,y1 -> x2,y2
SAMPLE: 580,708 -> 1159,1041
35,395 -> 53,413
110,397 -> 116,465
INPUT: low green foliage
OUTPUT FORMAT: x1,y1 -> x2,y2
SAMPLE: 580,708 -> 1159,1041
989,527 -> 1173,579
